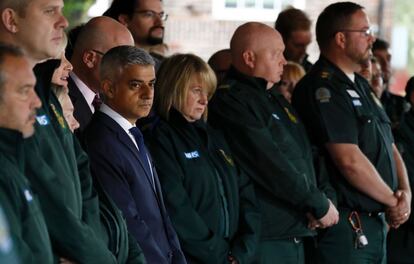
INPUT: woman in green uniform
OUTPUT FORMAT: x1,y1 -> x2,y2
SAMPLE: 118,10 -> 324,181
147,54 -> 260,264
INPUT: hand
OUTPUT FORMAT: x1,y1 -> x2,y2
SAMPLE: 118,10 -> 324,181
228,254 -> 238,264
317,199 -> 339,228
386,190 -> 411,228
306,213 -> 320,230
60,258 -> 77,264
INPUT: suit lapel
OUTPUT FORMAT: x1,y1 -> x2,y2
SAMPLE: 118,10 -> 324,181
95,112 -> 157,193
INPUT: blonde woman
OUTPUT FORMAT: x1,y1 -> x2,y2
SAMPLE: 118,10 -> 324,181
148,54 -> 260,264
276,61 -> 305,103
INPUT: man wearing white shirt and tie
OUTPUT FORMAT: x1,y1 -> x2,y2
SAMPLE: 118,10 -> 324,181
69,16 -> 134,139
83,45 -> 187,264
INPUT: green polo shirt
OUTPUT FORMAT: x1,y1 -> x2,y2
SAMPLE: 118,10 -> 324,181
292,56 -> 397,212
0,128 -> 53,263
208,67 -> 330,240
148,108 -> 260,263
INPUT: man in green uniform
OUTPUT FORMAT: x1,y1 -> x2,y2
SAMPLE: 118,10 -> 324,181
0,44 -> 51,263
292,3 -> 411,263
387,77 -> 414,264
209,22 -> 339,264
0,1 -> 141,263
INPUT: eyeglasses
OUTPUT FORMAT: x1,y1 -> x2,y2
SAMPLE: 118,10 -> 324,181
340,28 -> 374,37
134,10 -> 168,21
92,49 -> 105,56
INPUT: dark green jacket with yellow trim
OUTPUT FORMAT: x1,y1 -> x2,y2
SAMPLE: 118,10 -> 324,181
208,66 -> 331,240
0,128 -> 53,263
147,108 -> 260,264
22,60 -> 145,263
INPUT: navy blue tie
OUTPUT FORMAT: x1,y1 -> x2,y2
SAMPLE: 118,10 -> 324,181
129,127 -> 152,179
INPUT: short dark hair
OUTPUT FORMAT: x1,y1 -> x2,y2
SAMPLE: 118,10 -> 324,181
372,38 -> 390,51
103,0 -> 163,19
0,0 -> 27,16
275,7 -> 311,42
103,0 -> 137,19
405,76 -> 414,102
316,2 -> 364,51
0,43 -> 24,100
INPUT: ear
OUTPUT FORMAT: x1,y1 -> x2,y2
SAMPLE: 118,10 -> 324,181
101,79 -> 115,99
1,8 -> 18,33
118,14 -> 130,27
82,50 -> 98,69
334,32 -> 346,50
242,50 -> 255,69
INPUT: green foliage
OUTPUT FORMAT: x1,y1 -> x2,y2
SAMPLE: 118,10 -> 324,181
63,0 -> 95,29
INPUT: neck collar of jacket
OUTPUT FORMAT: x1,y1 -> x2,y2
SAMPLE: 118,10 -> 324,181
168,107 -> 207,130
0,127 -> 24,156
227,66 -> 269,92
317,56 -> 360,86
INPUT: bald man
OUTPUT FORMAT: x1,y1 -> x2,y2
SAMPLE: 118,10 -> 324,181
209,22 -> 339,264
69,16 -> 134,137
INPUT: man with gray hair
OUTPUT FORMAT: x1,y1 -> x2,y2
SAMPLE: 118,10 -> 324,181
84,46 -> 186,264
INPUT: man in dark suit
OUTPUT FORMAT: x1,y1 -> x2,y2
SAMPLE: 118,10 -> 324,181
84,45 -> 186,264
69,16 -> 134,138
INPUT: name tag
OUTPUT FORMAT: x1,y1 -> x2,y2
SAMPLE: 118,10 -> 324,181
347,90 -> 360,98
184,151 -> 200,159
36,115 -> 50,126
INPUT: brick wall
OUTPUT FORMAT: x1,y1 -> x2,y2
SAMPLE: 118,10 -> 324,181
163,0 -> 393,61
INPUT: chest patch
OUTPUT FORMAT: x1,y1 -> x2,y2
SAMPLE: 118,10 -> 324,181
352,99 -> 362,106
218,149 -> 234,166
24,189 -> 33,202
272,113 -> 280,120
36,115 -> 50,126
184,151 -> 200,159
0,207 -> 12,254
346,89 -> 360,98
50,103 -> 66,129
315,87 -> 331,103
284,107 -> 298,123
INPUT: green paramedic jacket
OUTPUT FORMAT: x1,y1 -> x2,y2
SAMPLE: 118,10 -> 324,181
208,66 -> 330,240
22,61 -> 116,263
148,108 -> 260,264
0,128 -> 53,263
292,56 -> 397,213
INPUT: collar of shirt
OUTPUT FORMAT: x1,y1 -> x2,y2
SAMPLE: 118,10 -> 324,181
99,103 -> 139,149
70,72 -> 97,113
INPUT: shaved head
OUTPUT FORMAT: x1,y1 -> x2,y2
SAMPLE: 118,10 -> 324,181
230,22 -> 286,85
73,16 -> 134,55
71,16 -> 134,93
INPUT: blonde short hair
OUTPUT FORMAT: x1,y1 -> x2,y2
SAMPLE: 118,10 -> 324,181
155,53 -> 217,121
282,61 -> 305,83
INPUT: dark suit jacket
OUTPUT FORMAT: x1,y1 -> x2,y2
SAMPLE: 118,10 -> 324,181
84,111 -> 186,264
68,76 -> 93,139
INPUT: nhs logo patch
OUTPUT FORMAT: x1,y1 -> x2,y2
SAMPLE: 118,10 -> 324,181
36,115 -> 50,126
184,151 -> 200,159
